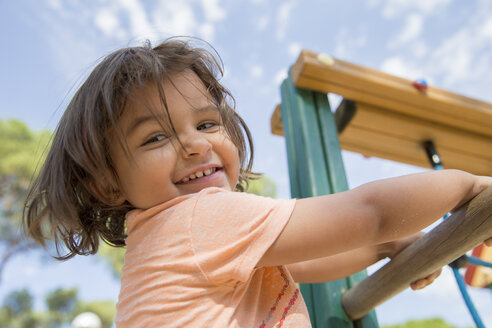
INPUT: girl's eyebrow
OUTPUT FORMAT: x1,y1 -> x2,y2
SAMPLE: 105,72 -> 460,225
194,104 -> 220,114
126,114 -> 165,137
126,105 -> 219,137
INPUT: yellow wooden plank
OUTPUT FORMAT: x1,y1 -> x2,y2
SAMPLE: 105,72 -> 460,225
271,101 -> 492,175
347,102 -> 492,161
271,104 -> 283,136
291,50 -> 492,138
339,125 -> 492,176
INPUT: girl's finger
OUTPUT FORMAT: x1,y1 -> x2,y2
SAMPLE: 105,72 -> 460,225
410,268 -> 442,290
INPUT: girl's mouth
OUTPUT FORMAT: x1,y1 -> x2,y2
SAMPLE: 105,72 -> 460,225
177,167 -> 222,184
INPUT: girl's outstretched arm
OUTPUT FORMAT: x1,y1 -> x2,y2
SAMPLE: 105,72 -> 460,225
258,169 -> 492,268
286,234 -> 414,283
287,233 -> 440,289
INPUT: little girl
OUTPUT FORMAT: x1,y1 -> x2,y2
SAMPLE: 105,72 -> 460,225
24,39 -> 492,327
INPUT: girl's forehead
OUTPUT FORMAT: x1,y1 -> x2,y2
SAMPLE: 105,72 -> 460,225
131,71 -> 213,108
120,71 -> 216,127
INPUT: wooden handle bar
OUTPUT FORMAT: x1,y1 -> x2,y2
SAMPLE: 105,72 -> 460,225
341,186 -> 492,320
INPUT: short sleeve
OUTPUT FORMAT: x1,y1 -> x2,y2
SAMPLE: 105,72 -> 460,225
189,188 -> 296,284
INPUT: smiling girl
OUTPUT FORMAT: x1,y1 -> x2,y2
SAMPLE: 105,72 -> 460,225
24,39 -> 492,327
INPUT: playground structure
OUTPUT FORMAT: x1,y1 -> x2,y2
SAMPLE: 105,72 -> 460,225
271,50 -> 492,327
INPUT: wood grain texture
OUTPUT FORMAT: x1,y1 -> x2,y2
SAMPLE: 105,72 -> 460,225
341,186 -> 492,320
291,50 -> 492,138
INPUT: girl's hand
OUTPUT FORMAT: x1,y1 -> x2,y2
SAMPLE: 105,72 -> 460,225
384,232 -> 442,291
410,268 -> 442,290
485,238 -> 492,247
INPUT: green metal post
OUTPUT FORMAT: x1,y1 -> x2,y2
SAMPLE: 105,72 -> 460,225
279,69 -> 379,328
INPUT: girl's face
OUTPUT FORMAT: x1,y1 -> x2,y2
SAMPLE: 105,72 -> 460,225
109,70 -> 240,209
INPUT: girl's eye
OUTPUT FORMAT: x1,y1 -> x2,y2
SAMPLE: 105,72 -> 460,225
197,122 -> 218,131
143,134 -> 167,146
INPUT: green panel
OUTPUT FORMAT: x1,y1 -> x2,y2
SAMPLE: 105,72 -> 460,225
281,76 -> 331,197
280,71 -> 353,328
313,92 -> 379,328
313,92 -> 349,192
280,78 -> 316,321
279,71 -> 379,328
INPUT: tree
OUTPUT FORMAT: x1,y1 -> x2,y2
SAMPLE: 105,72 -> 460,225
0,287 -> 115,328
0,289 -> 45,328
0,120 -> 51,285
45,287 -> 79,326
3,288 -> 33,316
73,300 -> 116,328
46,288 -> 78,314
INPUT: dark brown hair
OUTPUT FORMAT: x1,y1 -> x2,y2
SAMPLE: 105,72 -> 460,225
23,38 -> 256,259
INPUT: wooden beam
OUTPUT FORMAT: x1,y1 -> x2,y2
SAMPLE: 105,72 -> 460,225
291,50 -> 492,138
341,186 -> 492,320
336,100 -> 492,176
271,100 -> 492,176
271,104 -> 283,136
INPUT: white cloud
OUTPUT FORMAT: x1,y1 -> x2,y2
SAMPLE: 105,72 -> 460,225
276,1 -> 296,40
201,0 -> 227,22
379,56 -> 424,80
410,40 -> 427,58
387,13 -> 426,57
333,28 -> 367,59
200,23 -> 215,41
428,17 -> 492,88
367,0 -> 382,8
256,16 -> 269,31
479,16 -> 492,39
251,65 -> 264,78
94,8 -> 127,39
397,13 -> 423,44
46,0 -> 62,10
274,69 -> 287,85
119,0 -> 156,39
23,265 -> 37,277
381,0 -> 451,18
381,4 -> 492,101
287,42 -> 301,58
153,1 -> 197,38
38,9 -> 100,80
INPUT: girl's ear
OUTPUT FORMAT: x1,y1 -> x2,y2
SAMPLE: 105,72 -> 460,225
89,176 -> 126,206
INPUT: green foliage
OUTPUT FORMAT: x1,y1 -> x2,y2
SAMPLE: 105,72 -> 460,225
3,289 -> 33,316
98,242 -> 126,277
382,318 -> 460,328
46,287 -> 78,314
0,287 -> 115,328
0,119 -> 51,179
73,300 -> 116,328
245,175 -> 277,198
0,120 -> 52,285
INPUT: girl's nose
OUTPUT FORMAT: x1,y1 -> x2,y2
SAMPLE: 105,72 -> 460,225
179,131 -> 212,158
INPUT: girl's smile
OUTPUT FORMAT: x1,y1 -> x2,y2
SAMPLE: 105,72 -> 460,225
108,70 -> 240,209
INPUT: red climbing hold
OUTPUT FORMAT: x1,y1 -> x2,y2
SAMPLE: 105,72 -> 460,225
412,79 -> 428,92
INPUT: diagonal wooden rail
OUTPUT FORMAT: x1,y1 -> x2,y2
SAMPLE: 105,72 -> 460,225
341,186 -> 492,320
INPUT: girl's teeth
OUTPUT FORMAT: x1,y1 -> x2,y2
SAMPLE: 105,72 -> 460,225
181,168 -> 218,183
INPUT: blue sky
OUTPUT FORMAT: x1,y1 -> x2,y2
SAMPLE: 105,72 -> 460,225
1,0 -> 492,326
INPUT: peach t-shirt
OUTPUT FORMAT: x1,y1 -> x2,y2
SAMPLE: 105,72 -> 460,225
115,187 -> 311,327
